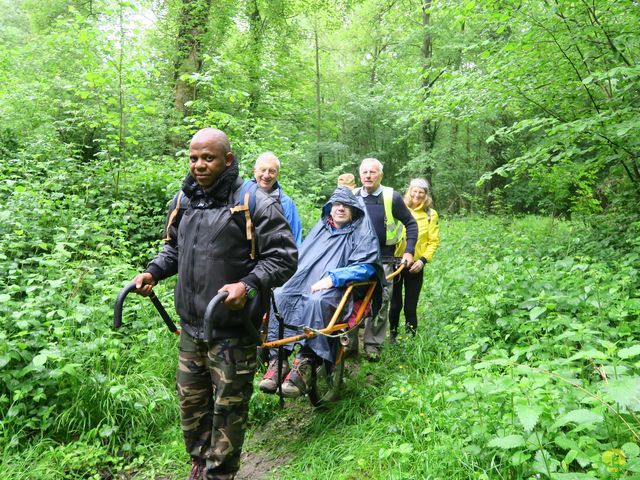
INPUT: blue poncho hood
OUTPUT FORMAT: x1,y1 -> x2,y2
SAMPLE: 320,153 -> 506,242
282,187 -> 382,292
320,187 -> 366,223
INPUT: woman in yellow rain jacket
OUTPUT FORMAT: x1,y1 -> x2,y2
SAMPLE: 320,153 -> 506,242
389,178 -> 440,340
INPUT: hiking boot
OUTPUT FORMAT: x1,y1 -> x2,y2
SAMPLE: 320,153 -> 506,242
281,357 -> 313,398
259,358 -> 290,394
364,346 -> 381,362
188,457 -> 205,480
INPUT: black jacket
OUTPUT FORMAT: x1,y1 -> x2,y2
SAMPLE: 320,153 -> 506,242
145,172 -> 298,340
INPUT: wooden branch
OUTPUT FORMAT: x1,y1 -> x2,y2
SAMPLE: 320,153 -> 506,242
552,1 -> 612,100
426,68 -> 445,89
526,10 -> 601,114
510,82 -> 567,123
580,0 -> 632,67
620,159 -> 640,188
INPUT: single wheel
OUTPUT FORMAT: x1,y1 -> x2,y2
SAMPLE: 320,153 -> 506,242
308,352 -> 345,407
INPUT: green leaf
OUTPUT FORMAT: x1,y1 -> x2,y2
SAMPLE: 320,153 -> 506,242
552,474 -> 597,480
604,377 -> 640,409
618,345 -> 640,359
529,306 -> 546,321
623,443 -> 640,458
563,449 -> 578,465
32,353 -> 48,367
515,403 -> 542,432
488,434 -> 525,449
552,409 -> 602,429
378,448 -> 391,459
510,450 -> 530,466
99,425 -> 117,438
397,443 -> 413,454
569,349 -> 608,361
0,294 -> 10,303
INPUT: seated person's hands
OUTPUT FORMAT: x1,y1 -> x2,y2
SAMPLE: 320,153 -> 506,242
311,276 -> 333,293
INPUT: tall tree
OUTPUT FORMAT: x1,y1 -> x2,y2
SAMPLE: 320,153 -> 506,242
173,0 -> 212,115
246,0 -> 263,116
420,0 -> 436,185
314,21 -> 323,170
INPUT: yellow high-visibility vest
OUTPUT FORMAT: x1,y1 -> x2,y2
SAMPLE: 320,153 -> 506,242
382,186 -> 403,246
355,186 -> 403,246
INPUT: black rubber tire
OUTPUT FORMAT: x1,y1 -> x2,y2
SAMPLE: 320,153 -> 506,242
308,354 -> 345,407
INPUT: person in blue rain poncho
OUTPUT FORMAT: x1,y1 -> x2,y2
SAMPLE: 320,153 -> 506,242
259,187 -> 383,398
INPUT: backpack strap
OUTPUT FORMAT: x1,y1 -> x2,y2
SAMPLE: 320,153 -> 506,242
230,191 -> 255,259
163,190 -> 186,242
229,179 -> 258,260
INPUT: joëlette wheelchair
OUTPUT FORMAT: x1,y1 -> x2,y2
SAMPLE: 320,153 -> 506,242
114,264 -> 404,407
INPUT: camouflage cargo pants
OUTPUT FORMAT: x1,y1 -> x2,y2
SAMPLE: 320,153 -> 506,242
177,332 -> 257,479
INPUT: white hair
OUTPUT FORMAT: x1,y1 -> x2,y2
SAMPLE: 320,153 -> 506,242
410,178 -> 430,191
359,157 -> 383,172
255,152 -> 281,169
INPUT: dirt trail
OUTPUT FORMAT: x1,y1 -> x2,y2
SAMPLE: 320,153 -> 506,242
235,450 -> 289,480
233,391 -> 322,479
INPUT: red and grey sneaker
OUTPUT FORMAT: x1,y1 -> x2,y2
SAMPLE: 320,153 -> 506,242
281,357 -> 313,398
259,358 -> 290,394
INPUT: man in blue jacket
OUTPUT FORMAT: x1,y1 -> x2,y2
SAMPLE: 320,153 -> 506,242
253,152 -> 303,246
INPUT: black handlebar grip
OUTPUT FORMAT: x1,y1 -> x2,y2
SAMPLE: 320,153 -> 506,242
149,292 -> 180,334
113,282 -> 138,329
203,291 -> 263,346
204,291 -> 230,343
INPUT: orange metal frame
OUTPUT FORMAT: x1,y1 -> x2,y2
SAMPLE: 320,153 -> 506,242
261,264 -> 405,349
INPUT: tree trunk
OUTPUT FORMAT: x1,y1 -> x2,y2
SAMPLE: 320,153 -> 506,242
174,0 -> 212,115
421,0 -> 435,185
314,25 -> 323,171
114,0 -> 126,199
247,0 -> 262,115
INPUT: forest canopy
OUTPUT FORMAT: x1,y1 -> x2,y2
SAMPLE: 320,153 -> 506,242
1,0 -> 638,215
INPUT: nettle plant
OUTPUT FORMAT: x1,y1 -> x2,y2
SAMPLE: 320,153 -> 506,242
437,218 -> 640,477
0,156 -> 179,452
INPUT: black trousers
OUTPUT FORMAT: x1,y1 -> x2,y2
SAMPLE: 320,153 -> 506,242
389,269 -> 424,337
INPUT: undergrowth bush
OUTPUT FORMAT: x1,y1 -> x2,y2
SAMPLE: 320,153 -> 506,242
263,214 -> 640,479
0,153 -> 182,476
3,143 -> 639,479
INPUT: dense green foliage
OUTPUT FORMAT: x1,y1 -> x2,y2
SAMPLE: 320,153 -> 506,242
1,0 -> 638,212
3,195 -> 639,477
246,215 -> 640,479
1,0 -> 639,478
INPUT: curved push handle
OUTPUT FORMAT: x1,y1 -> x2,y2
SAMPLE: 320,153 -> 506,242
114,282 -> 137,329
113,281 -> 180,334
386,262 -> 406,281
204,291 -> 229,343
203,291 -> 262,345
